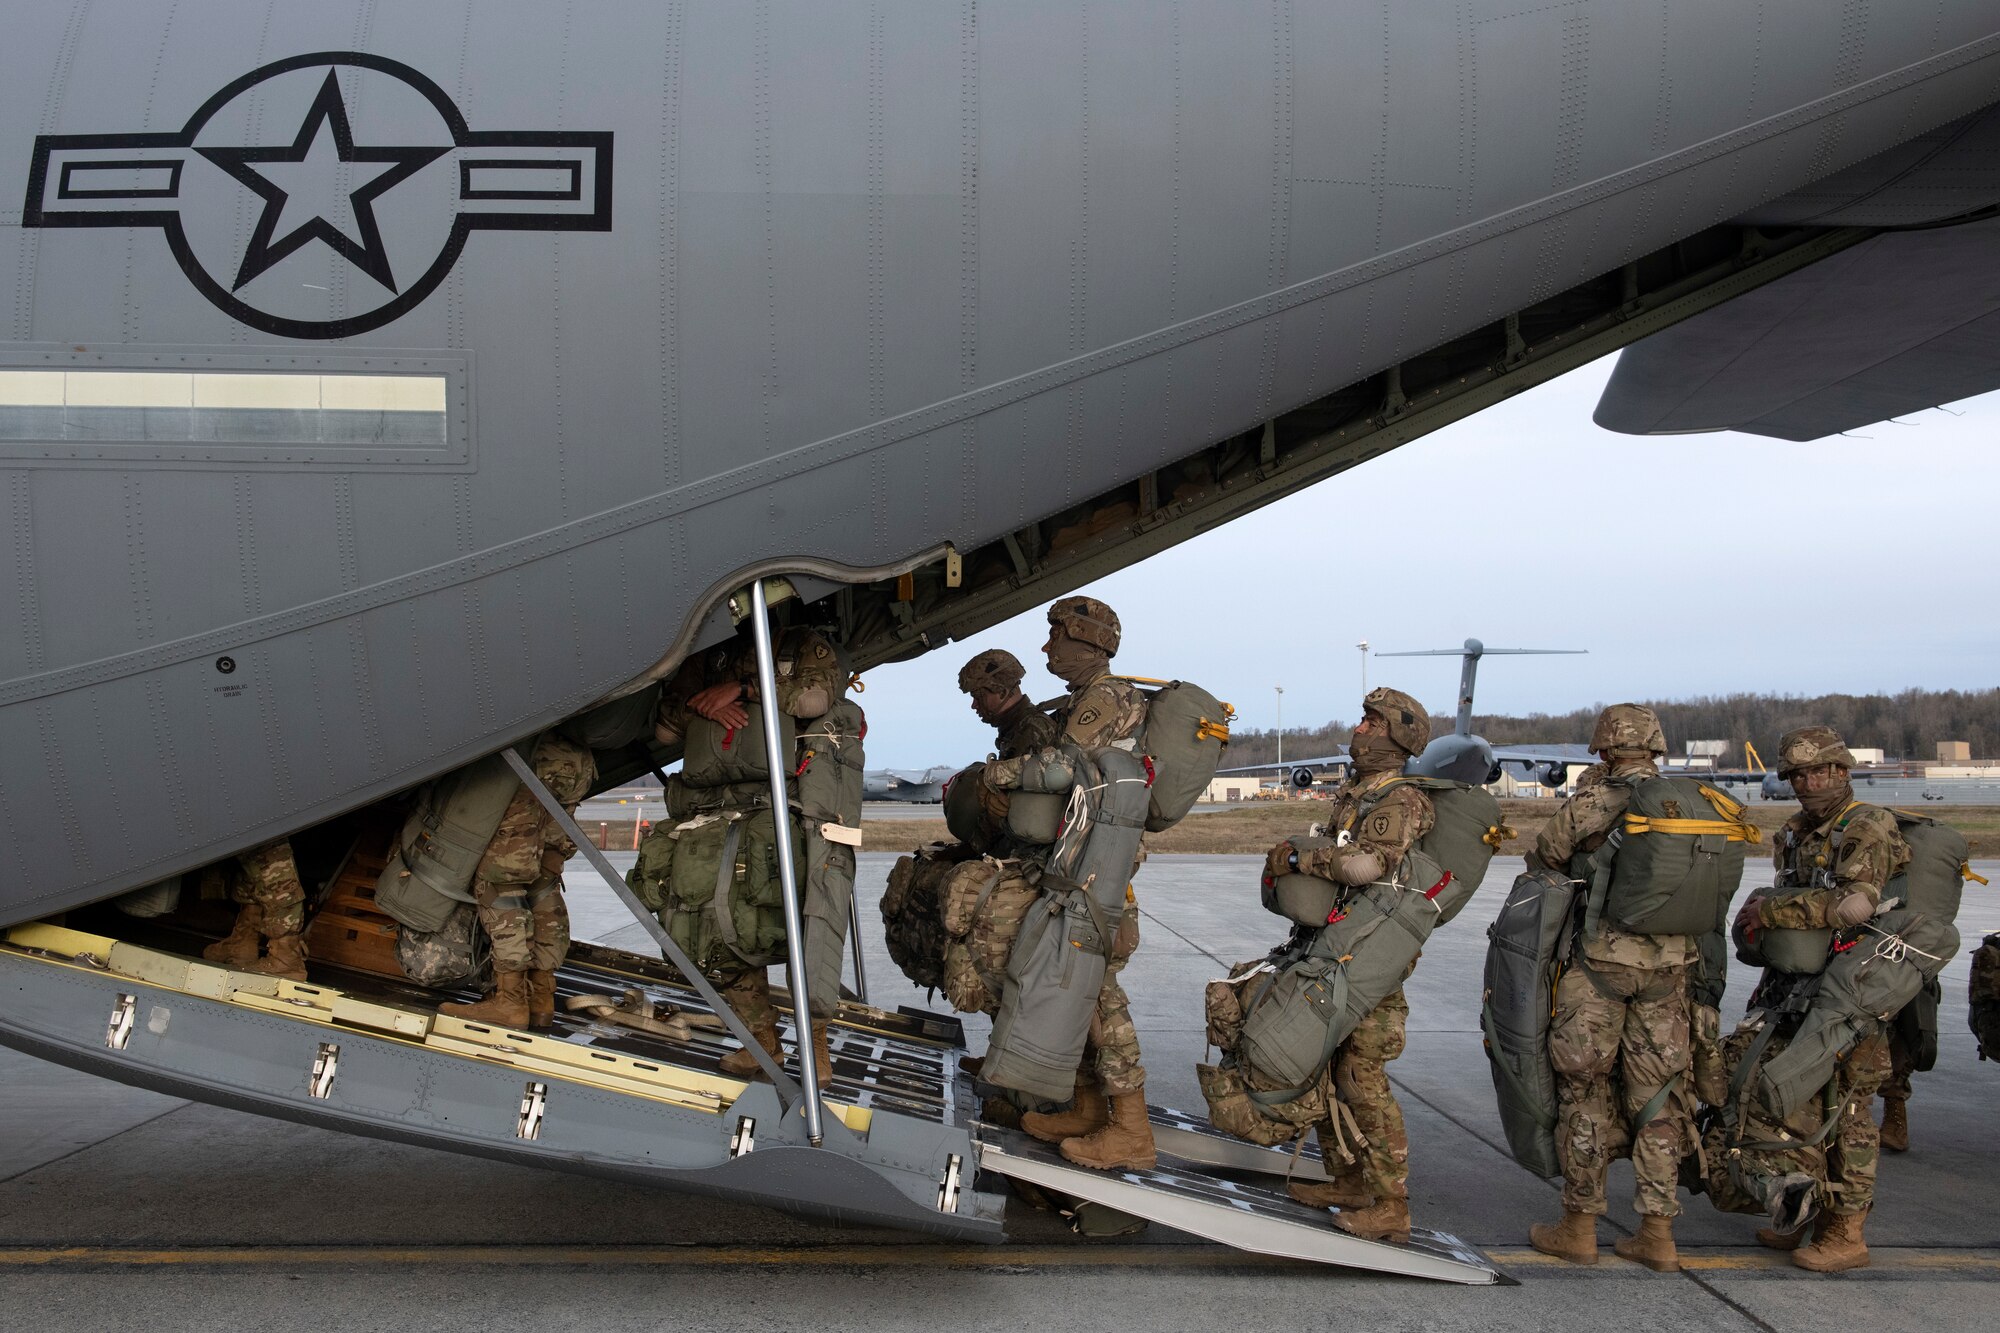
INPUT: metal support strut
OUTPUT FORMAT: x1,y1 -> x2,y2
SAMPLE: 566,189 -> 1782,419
846,893 -> 870,1006
750,578 -> 827,1145
501,749 -> 802,1103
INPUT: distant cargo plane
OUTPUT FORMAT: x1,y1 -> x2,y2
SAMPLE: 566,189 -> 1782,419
864,765 -> 958,803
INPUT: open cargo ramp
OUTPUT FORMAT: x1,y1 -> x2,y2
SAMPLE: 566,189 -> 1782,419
975,1116 -> 1503,1285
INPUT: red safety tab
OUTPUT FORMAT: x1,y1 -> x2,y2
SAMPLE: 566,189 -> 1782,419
1141,755 -> 1157,787
1424,871 -> 1454,901
721,727 -> 736,750
793,752 -> 812,778
1261,873 -> 1274,889
1833,936 -> 1859,953
1325,909 -> 1347,925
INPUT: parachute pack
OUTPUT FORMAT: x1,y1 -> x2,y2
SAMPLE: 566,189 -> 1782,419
1112,676 -> 1234,832
1480,865 -> 1582,1177
374,752 -> 523,934
1589,776 -> 1757,937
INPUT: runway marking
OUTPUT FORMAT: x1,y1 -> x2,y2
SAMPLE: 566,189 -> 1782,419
3,1244 -> 1998,1273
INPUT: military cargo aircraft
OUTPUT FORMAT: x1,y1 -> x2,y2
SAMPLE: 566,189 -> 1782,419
863,766 -> 958,804
5,0 -> 2000,1281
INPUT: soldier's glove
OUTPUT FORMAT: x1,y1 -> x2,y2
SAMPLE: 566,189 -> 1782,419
1735,896 -> 1766,947
1264,841 -> 1298,879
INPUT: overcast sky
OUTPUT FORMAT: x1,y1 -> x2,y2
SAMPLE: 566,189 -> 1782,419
855,355 -> 1999,770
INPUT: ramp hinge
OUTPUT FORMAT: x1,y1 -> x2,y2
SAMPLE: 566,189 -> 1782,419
730,1116 -> 756,1157
517,1081 -> 548,1140
937,1153 -> 964,1213
309,1042 -> 340,1099
105,993 -> 137,1050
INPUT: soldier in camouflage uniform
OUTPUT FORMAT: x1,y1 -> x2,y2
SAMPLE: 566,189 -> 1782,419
652,623 -> 846,1082
990,598 -> 1156,1172
1269,687 -> 1434,1244
1879,1015 -> 1918,1153
440,731 -> 598,1029
958,648 -> 1060,760
1727,725 -> 1909,1273
201,838 -> 312,981
1526,704 -> 1692,1272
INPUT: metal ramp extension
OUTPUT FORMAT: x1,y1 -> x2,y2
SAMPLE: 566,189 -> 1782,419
975,1111 -> 1502,1285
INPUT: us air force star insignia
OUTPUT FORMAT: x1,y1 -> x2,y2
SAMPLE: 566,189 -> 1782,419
21,52 -> 613,340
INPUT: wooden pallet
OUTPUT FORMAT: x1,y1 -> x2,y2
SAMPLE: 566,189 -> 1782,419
304,815 -> 406,980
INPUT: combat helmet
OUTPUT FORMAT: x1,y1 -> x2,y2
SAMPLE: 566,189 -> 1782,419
957,648 -> 1026,695
1590,703 -> 1667,757
1047,596 -> 1121,655
1363,686 -> 1431,757
1777,725 -> 1857,776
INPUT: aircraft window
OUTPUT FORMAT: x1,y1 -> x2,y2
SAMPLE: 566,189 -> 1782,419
0,369 -> 448,447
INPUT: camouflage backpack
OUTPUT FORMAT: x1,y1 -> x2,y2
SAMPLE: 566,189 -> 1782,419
1972,932 -> 2000,1061
879,842 -> 973,994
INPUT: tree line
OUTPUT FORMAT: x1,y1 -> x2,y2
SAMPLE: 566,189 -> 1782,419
1222,688 -> 2000,769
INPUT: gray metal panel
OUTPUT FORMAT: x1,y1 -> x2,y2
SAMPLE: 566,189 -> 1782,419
1596,217 -> 2000,440
4,3 -> 2000,920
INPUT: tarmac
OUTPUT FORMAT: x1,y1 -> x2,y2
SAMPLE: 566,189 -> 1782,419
4,850 -> 1997,1331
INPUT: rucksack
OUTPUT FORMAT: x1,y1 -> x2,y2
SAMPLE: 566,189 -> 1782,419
879,842 -> 974,994
1592,777 -> 1756,937
1480,865 -> 1582,1177
1113,676 -> 1234,832
985,747 -> 1151,1100
395,899 -> 493,988
375,752 -> 522,933
1203,848 -> 1450,1141
1969,932 -> 2000,1061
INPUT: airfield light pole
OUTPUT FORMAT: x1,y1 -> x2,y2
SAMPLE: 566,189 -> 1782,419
751,578 -> 827,1145
1358,641 -> 1369,695
1275,686 -> 1284,800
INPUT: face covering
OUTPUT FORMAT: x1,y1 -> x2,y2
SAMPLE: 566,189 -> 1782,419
1796,773 -> 1855,822
1045,635 -> 1107,688
1348,729 -> 1407,776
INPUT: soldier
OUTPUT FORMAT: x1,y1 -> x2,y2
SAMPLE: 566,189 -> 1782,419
1729,725 -> 1909,1273
1525,704 -> 1692,1272
201,838 -> 311,981
1268,687 -> 1434,1244
994,597 -> 1155,1172
958,648 -> 1059,760
1879,1012 -> 1919,1153
440,731 -> 598,1028
651,623 -> 847,1082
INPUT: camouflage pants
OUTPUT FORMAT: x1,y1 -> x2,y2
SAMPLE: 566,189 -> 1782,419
1717,1023 -> 1889,1217
1885,1020 -> 1916,1103
472,881 -> 535,973
718,967 -> 777,1032
235,839 -> 306,937
527,878 -> 570,972
1550,960 -> 1692,1218
1086,902 -> 1144,1096
1331,988 -> 1410,1202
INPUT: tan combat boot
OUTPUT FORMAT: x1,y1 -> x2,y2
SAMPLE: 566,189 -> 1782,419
1288,1172 -> 1373,1211
242,932 -> 308,982
1614,1215 -> 1681,1272
807,1022 -> 835,1085
1059,1091 -> 1157,1172
718,1013 -> 783,1079
1793,1209 -> 1869,1273
980,1096 -> 1024,1130
1880,1095 -> 1909,1153
527,970 -> 558,1029
1332,1195 -> 1411,1245
1529,1210 -> 1601,1265
440,970 -> 531,1027
203,905 -> 263,967
1022,1073 -> 1108,1144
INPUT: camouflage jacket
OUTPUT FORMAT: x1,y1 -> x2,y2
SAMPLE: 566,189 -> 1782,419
655,627 -> 843,743
474,733 -> 597,885
993,694 -> 1061,760
1056,670 -> 1146,748
1287,770 -> 1434,885
1535,759 -> 1695,969
1762,800 -> 1910,930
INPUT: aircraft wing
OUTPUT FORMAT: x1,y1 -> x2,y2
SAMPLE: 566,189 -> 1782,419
1598,105 -> 2000,442
1489,746 -> 1593,768
1216,754 -> 1351,776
